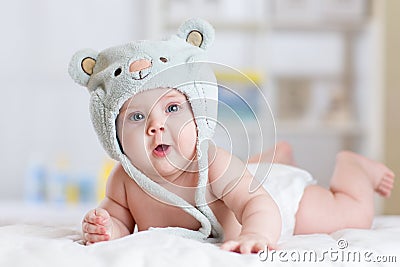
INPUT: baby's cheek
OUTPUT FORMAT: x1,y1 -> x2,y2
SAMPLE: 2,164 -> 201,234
123,134 -> 148,164
178,124 -> 197,155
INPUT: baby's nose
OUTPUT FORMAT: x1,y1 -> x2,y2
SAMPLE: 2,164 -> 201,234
149,127 -> 164,135
129,59 -> 152,73
147,122 -> 165,136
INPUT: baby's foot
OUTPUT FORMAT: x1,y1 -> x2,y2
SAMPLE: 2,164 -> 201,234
376,171 -> 395,197
345,151 -> 395,197
82,208 -> 113,245
274,141 -> 296,165
249,141 -> 295,165
361,156 -> 394,197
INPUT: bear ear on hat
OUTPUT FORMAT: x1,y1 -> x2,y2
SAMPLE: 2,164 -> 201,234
177,18 -> 215,50
68,49 -> 99,87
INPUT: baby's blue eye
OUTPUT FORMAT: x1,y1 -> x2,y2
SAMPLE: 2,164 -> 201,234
166,104 -> 180,113
129,112 -> 145,121
166,104 -> 179,113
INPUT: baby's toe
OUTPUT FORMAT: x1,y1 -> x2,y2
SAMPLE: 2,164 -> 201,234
377,182 -> 392,197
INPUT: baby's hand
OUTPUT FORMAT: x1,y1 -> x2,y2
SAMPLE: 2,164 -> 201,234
220,233 -> 275,254
82,208 -> 113,245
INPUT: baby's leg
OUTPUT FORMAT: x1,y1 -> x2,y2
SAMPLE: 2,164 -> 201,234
294,151 -> 395,234
249,141 -> 295,165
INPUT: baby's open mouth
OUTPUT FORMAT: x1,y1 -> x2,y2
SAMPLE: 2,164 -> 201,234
153,144 -> 170,157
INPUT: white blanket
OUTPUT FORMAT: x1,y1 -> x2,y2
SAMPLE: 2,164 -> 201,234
1,203 -> 399,267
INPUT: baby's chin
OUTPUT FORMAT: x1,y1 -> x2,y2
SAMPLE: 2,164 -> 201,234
128,152 -> 197,179
136,163 -> 182,181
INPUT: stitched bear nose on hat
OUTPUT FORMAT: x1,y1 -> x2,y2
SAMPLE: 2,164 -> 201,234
129,59 -> 152,80
68,18 -> 224,242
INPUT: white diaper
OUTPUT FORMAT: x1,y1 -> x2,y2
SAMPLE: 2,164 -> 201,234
247,163 -> 316,241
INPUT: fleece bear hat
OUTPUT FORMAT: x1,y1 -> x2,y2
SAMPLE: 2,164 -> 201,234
69,19 -> 223,242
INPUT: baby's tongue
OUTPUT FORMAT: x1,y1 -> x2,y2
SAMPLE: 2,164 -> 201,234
155,144 -> 169,152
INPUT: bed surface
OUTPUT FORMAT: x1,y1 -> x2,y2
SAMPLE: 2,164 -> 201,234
1,203 -> 399,267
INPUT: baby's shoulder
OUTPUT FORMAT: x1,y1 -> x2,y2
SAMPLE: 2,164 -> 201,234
207,146 -> 229,174
207,146 -> 250,199
107,162 -> 132,186
207,145 -> 246,182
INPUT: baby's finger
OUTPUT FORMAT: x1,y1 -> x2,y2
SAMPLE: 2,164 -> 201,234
83,209 -> 98,224
84,232 -> 110,244
240,241 -> 263,254
250,241 -> 266,254
220,240 -> 240,252
94,208 -> 110,220
82,222 -> 107,235
267,243 -> 278,250
84,208 -> 110,225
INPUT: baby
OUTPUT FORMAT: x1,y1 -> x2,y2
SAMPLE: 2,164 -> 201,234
69,19 -> 395,254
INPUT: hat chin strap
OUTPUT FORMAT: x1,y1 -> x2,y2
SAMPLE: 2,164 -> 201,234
119,141 -> 224,242
194,137 -> 224,240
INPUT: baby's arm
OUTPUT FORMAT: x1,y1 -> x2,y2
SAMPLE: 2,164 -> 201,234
209,147 -> 281,253
82,163 -> 135,245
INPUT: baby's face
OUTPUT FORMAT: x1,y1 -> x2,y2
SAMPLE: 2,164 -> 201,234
116,88 -> 197,180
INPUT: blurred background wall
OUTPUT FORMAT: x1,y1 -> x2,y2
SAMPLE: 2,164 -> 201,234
0,0 -> 398,213
381,0 -> 400,214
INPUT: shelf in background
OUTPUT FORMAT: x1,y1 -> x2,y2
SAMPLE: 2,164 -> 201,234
276,120 -> 364,136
